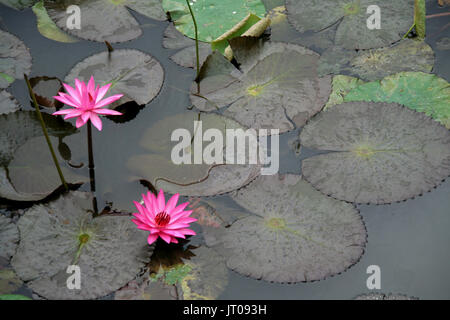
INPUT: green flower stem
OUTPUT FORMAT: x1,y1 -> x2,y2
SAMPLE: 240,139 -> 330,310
24,74 -> 68,192
86,121 -> 99,216
185,0 -> 200,94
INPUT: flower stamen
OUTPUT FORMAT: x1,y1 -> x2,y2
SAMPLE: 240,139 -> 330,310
155,212 -> 171,227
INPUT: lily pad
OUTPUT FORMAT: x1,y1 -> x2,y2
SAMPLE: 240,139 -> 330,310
162,0 -> 266,43
115,276 -> 177,300
342,72 -> 450,129
46,0 -> 166,43
8,136 -> 89,198
300,102 -> 450,204
127,112 -> 261,196
0,91 -> 20,115
286,0 -> 414,49
0,257 -> 23,295
0,294 -> 31,300
163,24 -> 212,69
191,38 -> 331,133
324,75 -> 365,110
0,30 -> 32,89
437,37 -> 450,51
11,192 -> 152,299
0,216 -> 19,259
210,174 -> 366,283
65,49 -> 164,109
0,0 -> 37,10
319,39 -> 435,81
29,76 -> 64,109
32,1 -> 77,43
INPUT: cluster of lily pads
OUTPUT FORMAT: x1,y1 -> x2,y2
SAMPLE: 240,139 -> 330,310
1,0 -> 450,300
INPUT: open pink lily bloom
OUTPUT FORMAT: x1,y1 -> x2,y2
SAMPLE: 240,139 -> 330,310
132,190 -> 197,245
52,76 -> 123,131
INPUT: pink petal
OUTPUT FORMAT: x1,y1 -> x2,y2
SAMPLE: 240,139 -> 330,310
87,76 -> 95,94
52,109 -> 74,115
93,108 -> 123,116
156,189 -> 166,213
81,111 -> 91,123
159,232 -> 172,244
63,110 -> 84,120
165,223 -> 191,230
94,94 -> 123,109
147,233 -> 159,245
89,113 -> 103,131
170,237 -> 179,244
95,83 -> 112,103
162,229 -> 186,238
171,216 -> 197,224
166,193 -> 180,214
171,202 -> 189,216
76,116 -> 87,128
62,84 -> 81,104
178,228 -> 196,236
54,94 -> 80,108
132,219 -> 152,231
74,79 -> 84,97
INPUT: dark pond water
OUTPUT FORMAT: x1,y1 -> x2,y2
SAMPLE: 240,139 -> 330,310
1,1 -> 449,299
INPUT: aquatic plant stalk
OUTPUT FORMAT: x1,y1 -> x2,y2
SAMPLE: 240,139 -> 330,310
86,121 -> 99,216
185,0 -> 200,93
24,74 -> 68,192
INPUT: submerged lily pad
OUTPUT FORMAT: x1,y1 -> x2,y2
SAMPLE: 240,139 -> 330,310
286,0 -> 414,49
163,24 -> 212,69
209,174 -> 366,283
46,0 -> 166,43
0,30 -> 32,89
162,0 -> 266,43
65,49 -> 164,109
300,102 -> 450,204
344,72 -> 450,129
32,1 -> 77,43
0,216 -> 19,259
0,91 -> 20,115
11,192 -> 152,299
8,136 -> 88,198
191,38 -> 331,133
319,39 -> 435,81
127,112 -> 261,196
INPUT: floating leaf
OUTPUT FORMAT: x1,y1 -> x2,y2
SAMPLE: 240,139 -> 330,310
177,246 -> 228,300
437,37 -> 450,50
300,102 -> 450,204
11,192 -> 152,299
162,0 -> 266,43
286,0 -> 414,49
209,174 -> 366,283
0,91 -> 20,115
29,76 -> 64,109
324,75 -> 365,110
319,40 -> 434,81
355,293 -> 418,300
127,112 -> 261,196
0,30 -> 32,89
0,257 -> 23,295
191,38 -> 331,133
65,49 -> 164,109
0,294 -> 31,300
114,276 -> 177,300
46,0 -> 166,43
0,0 -> 37,10
344,72 -> 450,128
163,24 -> 212,69
32,1 -> 77,43
8,136 -> 88,198
0,216 -> 19,259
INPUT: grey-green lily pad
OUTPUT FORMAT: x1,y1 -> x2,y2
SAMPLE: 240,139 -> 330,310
0,263 -> 23,295
437,37 -> 450,51
0,91 -> 20,115
163,24 -> 212,69
0,30 -> 32,89
324,75 -> 365,110
191,38 -> 331,133
300,102 -> 450,204
319,40 -> 435,81
162,0 -> 266,43
32,0 -> 77,43
0,216 -> 19,259
115,276 -> 177,300
286,0 -> 414,49
65,49 -> 164,109
127,112 -> 261,196
355,293 -> 418,300
0,0 -> 37,10
177,246 -> 228,300
8,136 -> 89,199
343,72 -> 450,129
46,0 -> 166,43
210,174 -> 366,283
11,191 -> 152,300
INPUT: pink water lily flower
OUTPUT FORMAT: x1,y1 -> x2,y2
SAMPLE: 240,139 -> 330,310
52,76 -> 123,131
132,190 -> 197,245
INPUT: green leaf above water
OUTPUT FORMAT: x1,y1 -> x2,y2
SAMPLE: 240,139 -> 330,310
0,294 -> 31,300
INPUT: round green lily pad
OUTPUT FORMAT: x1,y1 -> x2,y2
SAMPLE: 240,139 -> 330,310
0,30 -> 32,89
65,49 -> 164,109
162,0 -> 266,42
11,192 -> 152,299
0,216 -> 19,259
211,174 -> 366,283
0,91 -> 20,115
191,38 -> 331,133
286,0 -> 414,49
46,0 -> 166,43
127,112 -> 261,196
300,102 -> 450,204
